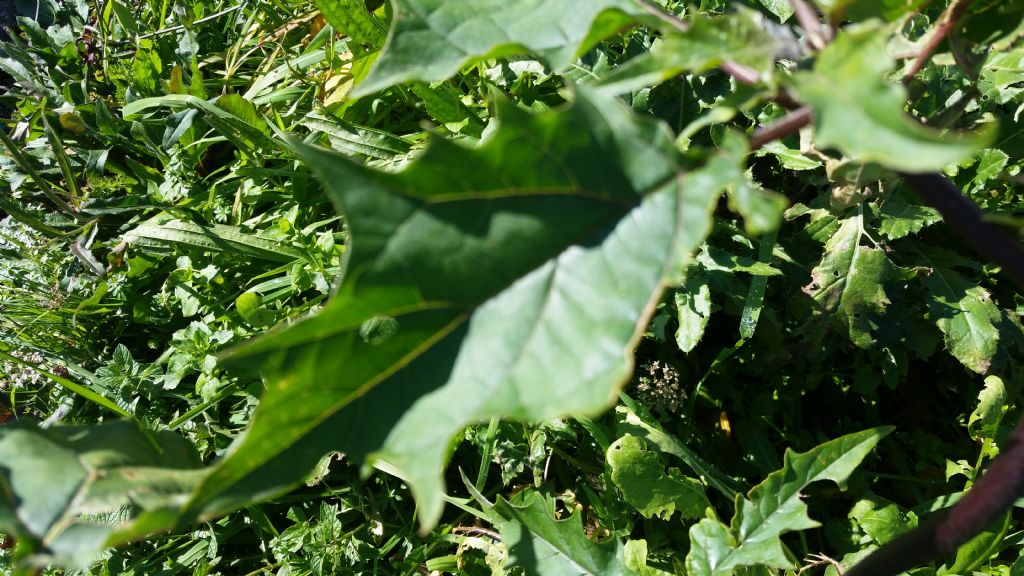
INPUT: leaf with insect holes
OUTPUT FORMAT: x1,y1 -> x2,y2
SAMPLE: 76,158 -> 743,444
803,214 -> 916,348
181,88 -> 730,531
789,22 -> 993,173
607,434 -> 710,520
916,258 -> 1001,374
353,0 -> 643,96
685,428 -> 892,576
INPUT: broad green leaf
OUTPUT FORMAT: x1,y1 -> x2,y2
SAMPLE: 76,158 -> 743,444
597,10 -> 779,94
979,48 -> 1024,104
918,261 -> 1001,374
624,539 -> 675,576
721,135 -> 787,235
938,511 -> 1011,575
616,403 -> 741,500
849,498 -> 917,545
697,246 -> 782,277
410,81 -> 486,137
353,0 -> 641,96
675,273 -> 712,353
786,201 -> 842,244
685,428 -> 892,576
803,214 -> 915,348
216,94 -> 270,135
493,490 -> 635,576
607,434 -> 710,520
691,131 -> 786,236
756,141 -> 821,171
968,375 -> 1007,457
315,0 -> 387,49
970,148 -> 1009,192
789,22 -> 993,173
876,188 -> 941,240
235,292 -> 277,327
187,89 -> 725,530
0,421 -> 205,569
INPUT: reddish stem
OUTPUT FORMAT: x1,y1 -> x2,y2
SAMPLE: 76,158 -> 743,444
789,0 -> 831,50
749,107 -> 813,150
905,0 -> 973,79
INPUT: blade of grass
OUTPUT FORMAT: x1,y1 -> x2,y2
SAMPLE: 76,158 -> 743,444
40,110 -> 82,206
0,125 -> 85,222
168,381 -> 243,430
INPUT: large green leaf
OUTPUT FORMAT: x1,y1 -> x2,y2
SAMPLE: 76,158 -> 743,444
789,22 -> 993,173
615,402 -> 741,500
979,48 -> 1024,104
186,88 -> 726,530
353,0 -> 641,96
315,0 -> 388,49
607,434 -> 710,520
803,213 -> 915,348
0,421 -> 205,569
685,428 -> 892,576
493,490 -> 636,576
917,259 -> 1001,374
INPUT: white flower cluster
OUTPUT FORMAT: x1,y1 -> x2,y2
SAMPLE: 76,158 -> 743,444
633,359 -> 685,415
0,216 -> 38,251
1,350 -> 47,390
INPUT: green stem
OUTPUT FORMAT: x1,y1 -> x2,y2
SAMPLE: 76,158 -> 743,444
168,380 -> 242,430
